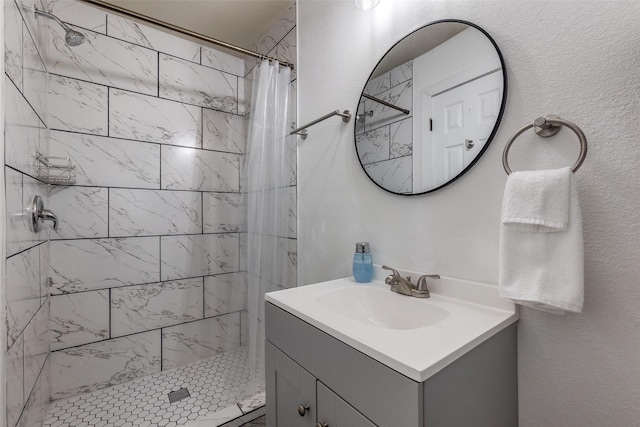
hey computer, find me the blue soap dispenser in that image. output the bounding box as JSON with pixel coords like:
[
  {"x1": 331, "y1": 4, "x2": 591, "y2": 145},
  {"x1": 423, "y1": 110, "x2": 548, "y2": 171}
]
[{"x1": 353, "y1": 242, "x2": 373, "y2": 283}]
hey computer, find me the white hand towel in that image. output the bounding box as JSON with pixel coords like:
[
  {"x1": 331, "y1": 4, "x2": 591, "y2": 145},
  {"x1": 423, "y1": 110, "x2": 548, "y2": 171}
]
[{"x1": 499, "y1": 167, "x2": 584, "y2": 314}]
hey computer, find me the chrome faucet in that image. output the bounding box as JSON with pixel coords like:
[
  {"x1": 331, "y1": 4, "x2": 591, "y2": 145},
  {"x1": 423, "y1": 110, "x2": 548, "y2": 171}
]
[{"x1": 382, "y1": 265, "x2": 440, "y2": 298}]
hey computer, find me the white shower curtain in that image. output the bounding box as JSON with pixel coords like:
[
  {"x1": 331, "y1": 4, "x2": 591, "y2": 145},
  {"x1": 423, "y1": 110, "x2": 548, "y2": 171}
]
[{"x1": 243, "y1": 60, "x2": 292, "y2": 395}]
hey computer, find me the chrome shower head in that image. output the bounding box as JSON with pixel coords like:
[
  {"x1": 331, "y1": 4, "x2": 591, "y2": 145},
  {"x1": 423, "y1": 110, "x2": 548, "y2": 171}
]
[
  {"x1": 35, "y1": 8, "x2": 86, "y2": 47},
  {"x1": 65, "y1": 29, "x2": 86, "y2": 47}
]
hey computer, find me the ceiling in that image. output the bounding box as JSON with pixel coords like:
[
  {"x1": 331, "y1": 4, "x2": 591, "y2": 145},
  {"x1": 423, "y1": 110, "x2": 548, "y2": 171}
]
[{"x1": 103, "y1": 0, "x2": 292, "y2": 52}]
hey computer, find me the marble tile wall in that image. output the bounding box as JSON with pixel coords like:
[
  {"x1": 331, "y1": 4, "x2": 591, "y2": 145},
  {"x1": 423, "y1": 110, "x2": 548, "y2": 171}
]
[
  {"x1": 4, "y1": 0, "x2": 52, "y2": 425},
  {"x1": 357, "y1": 60, "x2": 414, "y2": 194},
  {"x1": 44, "y1": 0, "x2": 257, "y2": 401}
]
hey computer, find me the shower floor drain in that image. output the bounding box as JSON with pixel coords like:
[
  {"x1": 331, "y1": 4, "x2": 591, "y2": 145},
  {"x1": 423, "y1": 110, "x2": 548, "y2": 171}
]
[{"x1": 168, "y1": 388, "x2": 191, "y2": 404}]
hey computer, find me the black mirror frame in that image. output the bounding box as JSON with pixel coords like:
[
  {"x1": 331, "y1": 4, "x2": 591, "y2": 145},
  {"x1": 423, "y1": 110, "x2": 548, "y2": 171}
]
[{"x1": 355, "y1": 19, "x2": 508, "y2": 196}]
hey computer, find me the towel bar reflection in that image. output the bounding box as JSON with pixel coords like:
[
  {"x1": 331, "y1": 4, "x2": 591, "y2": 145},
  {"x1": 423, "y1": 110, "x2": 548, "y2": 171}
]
[
  {"x1": 290, "y1": 110, "x2": 352, "y2": 140},
  {"x1": 502, "y1": 115, "x2": 588, "y2": 175}
]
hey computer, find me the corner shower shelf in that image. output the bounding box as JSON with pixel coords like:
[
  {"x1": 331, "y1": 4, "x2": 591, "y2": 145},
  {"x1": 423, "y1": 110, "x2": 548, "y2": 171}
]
[{"x1": 36, "y1": 152, "x2": 76, "y2": 185}]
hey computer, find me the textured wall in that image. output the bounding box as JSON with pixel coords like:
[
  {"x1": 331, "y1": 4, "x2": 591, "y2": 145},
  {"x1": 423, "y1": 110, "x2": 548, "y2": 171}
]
[{"x1": 297, "y1": 1, "x2": 640, "y2": 425}]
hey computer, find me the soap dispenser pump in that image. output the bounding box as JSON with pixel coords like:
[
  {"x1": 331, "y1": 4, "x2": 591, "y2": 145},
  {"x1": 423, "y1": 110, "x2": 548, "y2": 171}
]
[{"x1": 353, "y1": 242, "x2": 373, "y2": 283}]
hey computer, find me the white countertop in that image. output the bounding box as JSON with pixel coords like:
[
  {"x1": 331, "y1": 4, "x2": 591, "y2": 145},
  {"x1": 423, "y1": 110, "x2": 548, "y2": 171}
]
[{"x1": 265, "y1": 266, "x2": 518, "y2": 382}]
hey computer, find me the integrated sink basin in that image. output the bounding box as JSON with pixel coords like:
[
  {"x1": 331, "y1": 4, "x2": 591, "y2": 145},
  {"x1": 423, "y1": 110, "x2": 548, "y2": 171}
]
[
  {"x1": 265, "y1": 265, "x2": 518, "y2": 382},
  {"x1": 316, "y1": 286, "x2": 450, "y2": 330}
]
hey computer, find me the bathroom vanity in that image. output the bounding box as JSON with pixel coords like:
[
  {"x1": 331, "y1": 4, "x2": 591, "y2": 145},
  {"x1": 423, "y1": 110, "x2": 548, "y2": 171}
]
[{"x1": 265, "y1": 268, "x2": 518, "y2": 427}]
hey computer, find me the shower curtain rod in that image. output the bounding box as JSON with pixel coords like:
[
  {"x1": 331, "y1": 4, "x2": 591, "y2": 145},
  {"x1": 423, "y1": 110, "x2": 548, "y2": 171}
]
[{"x1": 78, "y1": 0, "x2": 294, "y2": 69}]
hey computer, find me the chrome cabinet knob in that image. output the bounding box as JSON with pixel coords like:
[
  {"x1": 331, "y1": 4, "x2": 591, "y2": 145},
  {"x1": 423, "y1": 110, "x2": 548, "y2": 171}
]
[
  {"x1": 298, "y1": 403, "x2": 309, "y2": 416},
  {"x1": 465, "y1": 139, "x2": 475, "y2": 149}
]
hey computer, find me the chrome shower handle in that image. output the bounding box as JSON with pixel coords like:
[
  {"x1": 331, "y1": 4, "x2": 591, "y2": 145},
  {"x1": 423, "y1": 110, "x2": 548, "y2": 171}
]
[{"x1": 29, "y1": 195, "x2": 58, "y2": 231}]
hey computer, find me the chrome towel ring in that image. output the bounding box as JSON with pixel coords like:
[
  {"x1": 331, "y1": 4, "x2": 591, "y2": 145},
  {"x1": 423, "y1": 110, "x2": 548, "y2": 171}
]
[{"x1": 502, "y1": 115, "x2": 588, "y2": 174}]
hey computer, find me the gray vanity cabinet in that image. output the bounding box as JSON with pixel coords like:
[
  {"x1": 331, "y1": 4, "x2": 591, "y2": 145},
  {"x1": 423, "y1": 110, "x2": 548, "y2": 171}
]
[
  {"x1": 266, "y1": 342, "x2": 375, "y2": 427},
  {"x1": 265, "y1": 302, "x2": 517, "y2": 427},
  {"x1": 266, "y1": 341, "x2": 316, "y2": 427},
  {"x1": 316, "y1": 382, "x2": 376, "y2": 427}
]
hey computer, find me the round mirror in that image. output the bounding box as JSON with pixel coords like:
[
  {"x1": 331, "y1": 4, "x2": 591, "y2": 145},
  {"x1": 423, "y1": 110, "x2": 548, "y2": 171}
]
[{"x1": 355, "y1": 20, "x2": 507, "y2": 195}]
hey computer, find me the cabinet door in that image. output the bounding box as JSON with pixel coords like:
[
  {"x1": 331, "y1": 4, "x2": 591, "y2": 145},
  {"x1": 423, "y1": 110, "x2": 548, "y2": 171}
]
[
  {"x1": 266, "y1": 342, "x2": 317, "y2": 427},
  {"x1": 317, "y1": 382, "x2": 376, "y2": 427}
]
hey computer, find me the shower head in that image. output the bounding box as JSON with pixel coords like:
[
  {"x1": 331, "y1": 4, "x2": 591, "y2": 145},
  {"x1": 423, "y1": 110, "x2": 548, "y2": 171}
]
[
  {"x1": 34, "y1": 8, "x2": 86, "y2": 47},
  {"x1": 65, "y1": 29, "x2": 86, "y2": 47}
]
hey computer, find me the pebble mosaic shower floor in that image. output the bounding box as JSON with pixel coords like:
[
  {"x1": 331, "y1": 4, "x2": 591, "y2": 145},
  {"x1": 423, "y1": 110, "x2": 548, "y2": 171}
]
[{"x1": 45, "y1": 347, "x2": 264, "y2": 427}]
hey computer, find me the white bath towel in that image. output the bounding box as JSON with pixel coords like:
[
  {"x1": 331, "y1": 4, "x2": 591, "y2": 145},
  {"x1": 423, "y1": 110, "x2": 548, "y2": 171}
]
[{"x1": 499, "y1": 167, "x2": 584, "y2": 314}]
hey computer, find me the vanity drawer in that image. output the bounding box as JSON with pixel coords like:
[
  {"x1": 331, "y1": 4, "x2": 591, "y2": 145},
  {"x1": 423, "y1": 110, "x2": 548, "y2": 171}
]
[{"x1": 266, "y1": 302, "x2": 423, "y2": 427}]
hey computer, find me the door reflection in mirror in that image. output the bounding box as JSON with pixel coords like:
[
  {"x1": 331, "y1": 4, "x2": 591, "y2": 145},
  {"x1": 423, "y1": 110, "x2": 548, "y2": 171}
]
[{"x1": 355, "y1": 21, "x2": 507, "y2": 195}]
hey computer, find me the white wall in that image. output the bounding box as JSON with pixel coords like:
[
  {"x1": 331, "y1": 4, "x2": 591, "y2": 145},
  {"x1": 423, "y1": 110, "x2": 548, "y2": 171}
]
[{"x1": 297, "y1": 1, "x2": 640, "y2": 425}]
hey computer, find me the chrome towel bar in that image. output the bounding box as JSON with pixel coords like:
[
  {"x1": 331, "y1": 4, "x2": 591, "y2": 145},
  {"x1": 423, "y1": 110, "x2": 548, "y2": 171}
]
[
  {"x1": 291, "y1": 110, "x2": 352, "y2": 140},
  {"x1": 502, "y1": 115, "x2": 588, "y2": 174}
]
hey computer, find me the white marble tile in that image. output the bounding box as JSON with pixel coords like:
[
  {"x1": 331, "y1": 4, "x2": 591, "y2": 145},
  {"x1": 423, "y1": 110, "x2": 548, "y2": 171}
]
[
  {"x1": 240, "y1": 310, "x2": 248, "y2": 347},
  {"x1": 39, "y1": 242, "x2": 50, "y2": 307},
  {"x1": 203, "y1": 109, "x2": 245, "y2": 154},
  {"x1": 22, "y1": 22, "x2": 48, "y2": 124},
  {"x1": 201, "y1": 46, "x2": 244, "y2": 76},
  {"x1": 204, "y1": 273, "x2": 247, "y2": 317},
  {"x1": 239, "y1": 233, "x2": 247, "y2": 272},
  {"x1": 49, "y1": 130, "x2": 161, "y2": 189},
  {"x1": 253, "y1": 235, "x2": 297, "y2": 292},
  {"x1": 5, "y1": 0, "x2": 23, "y2": 91},
  {"x1": 364, "y1": 73, "x2": 390, "y2": 97},
  {"x1": 49, "y1": 186, "x2": 108, "y2": 239},
  {"x1": 161, "y1": 234, "x2": 239, "y2": 281},
  {"x1": 187, "y1": 404, "x2": 243, "y2": 427},
  {"x1": 390, "y1": 117, "x2": 413, "y2": 158},
  {"x1": 5, "y1": 76, "x2": 44, "y2": 176},
  {"x1": 50, "y1": 290, "x2": 109, "y2": 351},
  {"x1": 364, "y1": 156, "x2": 413, "y2": 194},
  {"x1": 109, "y1": 88, "x2": 202, "y2": 147},
  {"x1": 51, "y1": 330, "x2": 161, "y2": 400},
  {"x1": 238, "y1": 75, "x2": 247, "y2": 115},
  {"x1": 6, "y1": 246, "x2": 41, "y2": 348},
  {"x1": 159, "y1": 54, "x2": 238, "y2": 113},
  {"x1": 16, "y1": 0, "x2": 42, "y2": 45},
  {"x1": 5, "y1": 168, "x2": 32, "y2": 258},
  {"x1": 238, "y1": 392, "x2": 265, "y2": 414},
  {"x1": 46, "y1": 0, "x2": 107, "y2": 34},
  {"x1": 17, "y1": 353, "x2": 50, "y2": 427},
  {"x1": 50, "y1": 237, "x2": 160, "y2": 294},
  {"x1": 24, "y1": 301, "x2": 49, "y2": 402},
  {"x1": 249, "y1": 186, "x2": 295, "y2": 239},
  {"x1": 111, "y1": 278, "x2": 204, "y2": 337},
  {"x1": 48, "y1": 24, "x2": 157, "y2": 95},
  {"x1": 203, "y1": 192, "x2": 243, "y2": 233},
  {"x1": 390, "y1": 60, "x2": 413, "y2": 87},
  {"x1": 109, "y1": 188, "x2": 202, "y2": 237},
  {"x1": 7, "y1": 334, "x2": 24, "y2": 427},
  {"x1": 161, "y1": 145, "x2": 240, "y2": 192},
  {"x1": 365, "y1": 80, "x2": 413, "y2": 132},
  {"x1": 48, "y1": 74, "x2": 108, "y2": 135},
  {"x1": 162, "y1": 313, "x2": 241, "y2": 369},
  {"x1": 356, "y1": 126, "x2": 390, "y2": 165},
  {"x1": 107, "y1": 14, "x2": 200, "y2": 63},
  {"x1": 254, "y1": 2, "x2": 295, "y2": 57},
  {"x1": 276, "y1": 29, "x2": 296, "y2": 80}
]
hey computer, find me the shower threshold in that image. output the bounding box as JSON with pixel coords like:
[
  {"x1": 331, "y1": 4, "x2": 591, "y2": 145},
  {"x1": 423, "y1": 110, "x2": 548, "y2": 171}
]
[{"x1": 45, "y1": 346, "x2": 265, "y2": 427}]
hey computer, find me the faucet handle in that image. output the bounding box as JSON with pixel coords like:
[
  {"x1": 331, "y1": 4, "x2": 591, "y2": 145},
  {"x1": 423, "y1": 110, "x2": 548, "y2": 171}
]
[
  {"x1": 411, "y1": 274, "x2": 440, "y2": 298},
  {"x1": 382, "y1": 265, "x2": 401, "y2": 285}
]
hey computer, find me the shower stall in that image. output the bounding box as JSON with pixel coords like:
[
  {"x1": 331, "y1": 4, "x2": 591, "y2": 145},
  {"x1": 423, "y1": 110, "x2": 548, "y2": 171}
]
[{"x1": 2, "y1": 0, "x2": 297, "y2": 425}]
